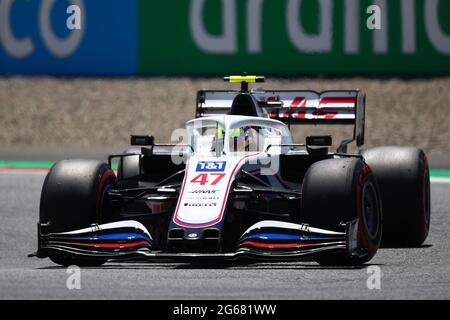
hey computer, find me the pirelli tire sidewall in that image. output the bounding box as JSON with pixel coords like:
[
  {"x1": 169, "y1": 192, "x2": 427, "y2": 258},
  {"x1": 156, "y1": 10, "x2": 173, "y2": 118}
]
[
  {"x1": 301, "y1": 157, "x2": 382, "y2": 265},
  {"x1": 356, "y1": 167, "x2": 383, "y2": 259},
  {"x1": 40, "y1": 160, "x2": 117, "y2": 233},
  {"x1": 39, "y1": 160, "x2": 117, "y2": 266}
]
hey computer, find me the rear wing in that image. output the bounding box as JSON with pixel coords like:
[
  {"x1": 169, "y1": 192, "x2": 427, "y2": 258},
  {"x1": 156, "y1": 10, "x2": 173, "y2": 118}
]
[{"x1": 196, "y1": 89, "x2": 366, "y2": 147}]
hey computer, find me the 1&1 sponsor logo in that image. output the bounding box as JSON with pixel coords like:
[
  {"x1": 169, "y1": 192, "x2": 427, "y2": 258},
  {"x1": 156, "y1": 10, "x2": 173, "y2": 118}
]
[{"x1": 196, "y1": 161, "x2": 226, "y2": 172}]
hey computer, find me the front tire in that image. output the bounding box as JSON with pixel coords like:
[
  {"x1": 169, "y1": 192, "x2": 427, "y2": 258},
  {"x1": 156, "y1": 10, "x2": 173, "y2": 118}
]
[
  {"x1": 301, "y1": 158, "x2": 383, "y2": 265},
  {"x1": 39, "y1": 160, "x2": 117, "y2": 266}
]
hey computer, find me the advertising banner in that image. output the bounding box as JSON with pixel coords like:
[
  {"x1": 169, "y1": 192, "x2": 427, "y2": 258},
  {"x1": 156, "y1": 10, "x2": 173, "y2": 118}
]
[
  {"x1": 1, "y1": 0, "x2": 449, "y2": 75},
  {"x1": 139, "y1": 0, "x2": 450, "y2": 75},
  {"x1": 0, "y1": 0, "x2": 137, "y2": 75}
]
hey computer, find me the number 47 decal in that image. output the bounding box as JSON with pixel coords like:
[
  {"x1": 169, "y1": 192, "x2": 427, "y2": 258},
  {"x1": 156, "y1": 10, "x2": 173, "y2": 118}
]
[{"x1": 190, "y1": 173, "x2": 226, "y2": 185}]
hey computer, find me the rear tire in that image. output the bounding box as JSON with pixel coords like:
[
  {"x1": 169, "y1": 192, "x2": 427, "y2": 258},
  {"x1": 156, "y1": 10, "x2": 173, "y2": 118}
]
[
  {"x1": 39, "y1": 160, "x2": 117, "y2": 266},
  {"x1": 301, "y1": 158, "x2": 382, "y2": 265},
  {"x1": 361, "y1": 146, "x2": 430, "y2": 247}
]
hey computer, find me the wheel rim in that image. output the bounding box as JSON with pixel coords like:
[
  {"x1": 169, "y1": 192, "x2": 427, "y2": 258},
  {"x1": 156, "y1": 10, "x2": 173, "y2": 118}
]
[{"x1": 362, "y1": 181, "x2": 380, "y2": 240}]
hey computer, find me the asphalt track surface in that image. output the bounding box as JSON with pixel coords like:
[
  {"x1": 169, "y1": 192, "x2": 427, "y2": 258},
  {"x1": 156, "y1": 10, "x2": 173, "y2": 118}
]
[{"x1": 0, "y1": 172, "x2": 449, "y2": 300}]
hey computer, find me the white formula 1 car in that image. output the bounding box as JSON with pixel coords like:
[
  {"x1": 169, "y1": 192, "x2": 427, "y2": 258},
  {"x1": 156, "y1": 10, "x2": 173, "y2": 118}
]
[{"x1": 33, "y1": 76, "x2": 430, "y2": 266}]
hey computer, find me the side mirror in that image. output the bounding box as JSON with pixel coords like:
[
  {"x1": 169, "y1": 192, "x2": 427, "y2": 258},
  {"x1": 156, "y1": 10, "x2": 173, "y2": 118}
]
[
  {"x1": 306, "y1": 135, "x2": 332, "y2": 156},
  {"x1": 130, "y1": 135, "x2": 154, "y2": 146},
  {"x1": 306, "y1": 135, "x2": 332, "y2": 146}
]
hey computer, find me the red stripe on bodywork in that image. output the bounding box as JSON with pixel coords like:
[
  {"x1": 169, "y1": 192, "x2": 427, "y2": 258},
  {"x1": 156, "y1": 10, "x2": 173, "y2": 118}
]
[
  {"x1": 290, "y1": 97, "x2": 306, "y2": 107},
  {"x1": 318, "y1": 97, "x2": 355, "y2": 107},
  {"x1": 240, "y1": 241, "x2": 320, "y2": 248},
  {"x1": 311, "y1": 110, "x2": 338, "y2": 118},
  {"x1": 289, "y1": 97, "x2": 306, "y2": 119}
]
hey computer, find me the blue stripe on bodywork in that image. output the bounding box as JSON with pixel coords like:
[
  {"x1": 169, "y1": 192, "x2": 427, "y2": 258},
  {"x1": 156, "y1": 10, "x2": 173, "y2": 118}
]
[
  {"x1": 71, "y1": 232, "x2": 150, "y2": 241},
  {"x1": 242, "y1": 232, "x2": 323, "y2": 241}
]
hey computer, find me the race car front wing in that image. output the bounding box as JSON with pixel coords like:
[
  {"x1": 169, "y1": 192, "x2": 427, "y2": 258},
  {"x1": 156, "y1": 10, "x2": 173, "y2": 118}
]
[{"x1": 32, "y1": 219, "x2": 366, "y2": 262}]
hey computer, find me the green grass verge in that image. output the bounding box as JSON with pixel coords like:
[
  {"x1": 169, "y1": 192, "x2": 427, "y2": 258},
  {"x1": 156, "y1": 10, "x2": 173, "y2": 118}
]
[{"x1": 430, "y1": 169, "x2": 450, "y2": 178}]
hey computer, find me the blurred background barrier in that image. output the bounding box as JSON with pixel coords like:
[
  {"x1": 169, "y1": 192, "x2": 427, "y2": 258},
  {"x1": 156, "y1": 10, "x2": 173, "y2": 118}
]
[
  {"x1": 0, "y1": 1, "x2": 449, "y2": 161},
  {"x1": 1, "y1": 0, "x2": 449, "y2": 75},
  {"x1": 1, "y1": 77, "x2": 449, "y2": 155}
]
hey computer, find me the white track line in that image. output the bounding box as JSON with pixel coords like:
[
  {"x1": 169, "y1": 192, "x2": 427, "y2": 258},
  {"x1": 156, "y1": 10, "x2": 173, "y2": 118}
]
[{"x1": 430, "y1": 177, "x2": 450, "y2": 184}]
